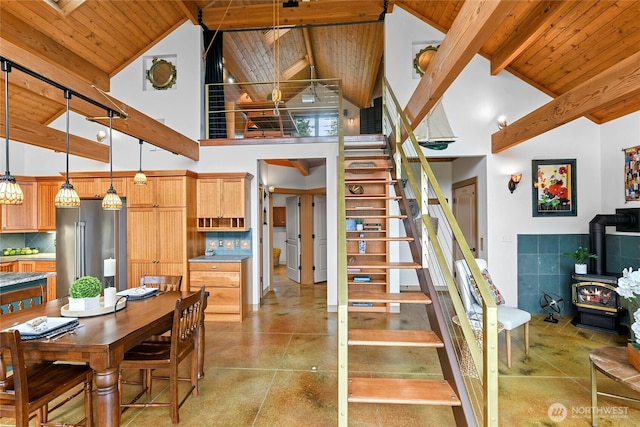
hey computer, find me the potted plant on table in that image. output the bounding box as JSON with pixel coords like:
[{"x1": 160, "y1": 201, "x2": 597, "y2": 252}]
[
  {"x1": 563, "y1": 246, "x2": 597, "y2": 274},
  {"x1": 69, "y1": 276, "x2": 103, "y2": 311}
]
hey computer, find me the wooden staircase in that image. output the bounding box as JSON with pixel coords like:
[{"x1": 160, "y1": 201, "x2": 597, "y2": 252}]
[{"x1": 342, "y1": 136, "x2": 463, "y2": 416}]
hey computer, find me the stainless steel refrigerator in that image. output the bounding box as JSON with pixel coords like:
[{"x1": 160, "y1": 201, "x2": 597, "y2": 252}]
[{"x1": 56, "y1": 199, "x2": 127, "y2": 296}]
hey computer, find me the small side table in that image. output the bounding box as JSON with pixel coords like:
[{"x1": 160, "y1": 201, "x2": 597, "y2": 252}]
[
  {"x1": 452, "y1": 315, "x2": 504, "y2": 378},
  {"x1": 590, "y1": 346, "x2": 640, "y2": 426}
]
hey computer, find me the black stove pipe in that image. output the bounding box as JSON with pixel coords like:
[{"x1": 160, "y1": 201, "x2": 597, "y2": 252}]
[{"x1": 589, "y1": 213, "x2": 636, "y2": 275}]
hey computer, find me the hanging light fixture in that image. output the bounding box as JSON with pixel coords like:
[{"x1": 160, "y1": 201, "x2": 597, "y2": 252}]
[
  {"x1": 133, "y1": 139, "x2": 147, "y2": 185},
  {"x1": 54, "y1": 89, "x2": 81, "y2": 208},
  {"x1": 0, "y1": 60, "x2": 23, "y2": 205},
  {"x1": 102, "y1": 110, "x2": 122, "y2": 210}
]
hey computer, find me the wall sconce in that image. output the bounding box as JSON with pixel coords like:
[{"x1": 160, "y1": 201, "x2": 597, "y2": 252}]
[
  {"x1": 268, "y1": 185, "x2": 275, "y2": 194},
  {"x1": 349, "y1": 117, "x2": 354, "y2": 125},
  {"x1": 508, "y1": 173, "x2": 522, "y2": 193},
  {"x1": 96, "y1": 130, "x2": 107, "y2": 142},
  {"x1": 497, "y1": 115, "x2": 507, "y2": 130}
]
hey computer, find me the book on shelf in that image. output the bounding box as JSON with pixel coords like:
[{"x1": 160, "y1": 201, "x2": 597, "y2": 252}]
[
  {"x1": 347, "y1": 267, "x2": 361, "y2": 273},
  {"x1": 353, "y1": 275, "x2": 371, "y2": 282},
  {"x1": 364, "y1": 223, "x2": 382, "y2": 230},
  {"x1": 351, "y1": 302, "x2": 373, "y2": 307}
]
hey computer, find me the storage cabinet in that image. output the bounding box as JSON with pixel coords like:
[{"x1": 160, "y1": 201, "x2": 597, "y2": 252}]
[
  {"x1": 36, "y1": 177, "x2": 64, "y2": 231},
  {"x1": 18, "y1": 260, "x2": 57, "y2": 301},
  {"x1": 196, "y1": 173, "x2": 252, "y2": 231},
  {"x1": 127, "y1": 171, "x2": 202, "y2": 288},
  {"x1": 189, "y1": 259, "x2": 250, "y2": 321},
  {"x1": 1, "y1": 178, "x2": 37, "y2": 232},
  {"x1": 272, "y1": 206, "x2": 286, "y2": 227},
  {"x1": 70, "y1": 176, "x2": 126, "y2": 199}
]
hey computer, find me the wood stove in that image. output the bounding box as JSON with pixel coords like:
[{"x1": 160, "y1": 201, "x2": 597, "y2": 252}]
[{"x1": 571, "y1": 274, "x2": 625, "y2": 334}]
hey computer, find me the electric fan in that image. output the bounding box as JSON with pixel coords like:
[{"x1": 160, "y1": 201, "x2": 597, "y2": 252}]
[{"x1": 539, "y1": 292, "x2": 565, "y2": 323}]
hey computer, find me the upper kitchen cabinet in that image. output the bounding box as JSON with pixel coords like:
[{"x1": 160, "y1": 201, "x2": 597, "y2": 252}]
[
  {"x1": 69, "y1": 173, "x2": 127, "y2": 199},
  {"x1": 127, "y1": 172, "x2": 190, "y2": 208},
  {"x1": 196, "y1": 173, "x2": 253, "y2": 231},
  {"x1": 36, "y1": 176, "x2": 64, "y2": 231},
  {"x1": 1, "y1": 177, "x2": 37, "y2": 232}
]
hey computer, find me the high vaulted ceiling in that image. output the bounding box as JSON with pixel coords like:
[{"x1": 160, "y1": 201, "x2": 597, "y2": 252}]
[{"x1": 0, "y1": 0, "x2": 639, "y2": 162}]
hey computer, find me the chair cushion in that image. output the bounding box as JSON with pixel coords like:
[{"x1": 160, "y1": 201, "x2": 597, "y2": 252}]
[
  {"x1": 496, "y1": 305, "x2": 532, "y2": 331},
  {"x1": 468, "y1": 269, "x2": 505, "y2": 306}
]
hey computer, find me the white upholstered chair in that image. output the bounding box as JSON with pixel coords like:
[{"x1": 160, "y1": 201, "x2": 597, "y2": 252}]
[{"x1": 454, "y1": 258, "x2": 531, "y2": 368}]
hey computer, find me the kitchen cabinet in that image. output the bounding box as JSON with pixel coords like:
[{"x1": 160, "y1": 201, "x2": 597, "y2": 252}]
[
  {"x1": 70, "y1": 176, "x2": 126, "y2": 199},
  {"x1": 196, "y1": 173, "x2": 252, "y2": 231},
  {"x1": 127, "y1": 171, "x2": 202, "y2": 288},
  {"x1": 36, "y1": 177, "x2": 64, "y2": 231},
  {"x1": 272, "y1": 206, "x2": 286, "y2": 227},
  {"x1": 0, "y1": 261, "x2": 17, "y2": 272},
  {"x1": 18, "y1": 260, "x2": 57, "y2": 301},
  {"x1": 189, "y1": 259, "x2": 250, "y2": 321},
  {"x1": 127, "y1": 174, "x2": 187, "y2": 208},
  {"x1": 1, "y1": 178, "x2": 37, "y2": 232}
]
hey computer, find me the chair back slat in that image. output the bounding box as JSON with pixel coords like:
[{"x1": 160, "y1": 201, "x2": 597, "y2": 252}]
[
  {"x1": 0, "y1": 285, "x2": 47, "y2": 315},
  {"x1": 171, "y1": 287, "x2": 205, "y2": 359},
  {"x1": 0, "y1": 330, "x2": 31, "y2": 425},
  {"x1": 140, "y1": 275, "x2": 182, "y2": 292}
]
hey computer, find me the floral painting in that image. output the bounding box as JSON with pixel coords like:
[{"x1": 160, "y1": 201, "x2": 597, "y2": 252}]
[
  {"x1": 532, "y1": 159, "x2": 577, "y2": 217},
  {"x1": 624, "y1": 145, "x2": 640, "y2": 201}
]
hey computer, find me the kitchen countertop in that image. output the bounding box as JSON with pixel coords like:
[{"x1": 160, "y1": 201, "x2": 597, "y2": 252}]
[
  {"x1": 0, "y1": 253, "x2": 56, "y2": 262},
  {"x1": 189, "y1": 255, "x2": 251, "y2": 262},
  {"x1": 0, "y1": 272, "x2": 56, "y2": 288}
]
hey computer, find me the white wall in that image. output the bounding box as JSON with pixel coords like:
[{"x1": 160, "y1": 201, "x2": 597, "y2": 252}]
[{"x1": 386, "y1": 6, "x2": 619, "y2": 305}]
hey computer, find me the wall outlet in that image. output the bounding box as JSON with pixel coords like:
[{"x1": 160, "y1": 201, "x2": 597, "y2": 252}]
[
  {"x1": 218, "y1": 240, "x2": 223, "y2": 247},
  {"x1": 235, "y1": 239, "x2": 240, "y2": 247}
]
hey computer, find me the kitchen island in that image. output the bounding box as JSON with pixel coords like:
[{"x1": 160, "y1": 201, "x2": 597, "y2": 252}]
[{"x1": 0, "y1": 272, "x2": 54, "y2": 312}]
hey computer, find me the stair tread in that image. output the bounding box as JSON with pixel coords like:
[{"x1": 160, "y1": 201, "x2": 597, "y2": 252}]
[
  {"x1": 348, "y1": 329, "x2": 443, "y2": 347},
  {"x1": 349, "y1": 292, "x2": 431, "y2": 304},
  {"x1": 346, "y1": 236, "x2": 413, "y2": 241},
  {"x1": 343, "y1": 214, "x2": 407, "y2": 219},
  {"x1": 344, "y1": 155, "x2": 390, "y2": 160},
  {"x1": 348, "y1": 378, "x2": 461, "y2": 406},
  {"x1": 348, "y1": 261, "x2": 421, "y2": 269},
  {"x1": 346, "y1": 195, "x2": 401, "y2": 200}
]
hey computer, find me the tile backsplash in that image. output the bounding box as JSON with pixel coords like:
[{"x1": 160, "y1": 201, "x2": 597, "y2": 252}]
[
  {"x1": 0, "y1": 232, "x2": 56, "y2": 253},
  {"x1": 205, "y1": 230, "x2": 252, "y2": 256}
]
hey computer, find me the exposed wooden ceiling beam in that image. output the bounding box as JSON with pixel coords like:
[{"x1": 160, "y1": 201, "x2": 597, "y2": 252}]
[
  {"x1": 491, "y1": 0, "x2": 570, "y2": 75},
  {"x1": 177, "y1": 0, "x2": 201, "y2": 25},
  {"x1": 200, "y1": 1, "x2": 386, "y2": 31},
  {"x1": 290, "y1": 159, "x2": 310, "y2": 176},
  {"x1": 0, "y1": 9, "x2": 110, "y2": 91},
  {"x1": 0, "y1": 13, "x2": 200, "y2": 161},
  {"x1": 0, "y1": 115, "x2": 109, "y2": 163},
  {"x1": 281, "y1": 57, "x2": 310, "y2": 81},
  {"x1": 492, "y1": 49, "x2": 640, "y2": 153},
  {"x1": 404, "y1": 0, "x2": 516, "y2": 128}
]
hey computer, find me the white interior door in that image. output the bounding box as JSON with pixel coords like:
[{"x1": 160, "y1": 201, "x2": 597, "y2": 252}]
[
  {"x1": 313, "y1": 195, "x2": 327, "y2": 283},
  {"x1": 286, "y1": 196, "x2": 301, "y2": 283}
]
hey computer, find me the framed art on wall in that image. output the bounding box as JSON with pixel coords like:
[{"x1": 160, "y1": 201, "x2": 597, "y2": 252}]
[
  {"x1": 624, "y1": 145, "x2": 640, "y2": 201},
  {"x1": 532, "y1": 159, "x2": 577, "y2": 217}
]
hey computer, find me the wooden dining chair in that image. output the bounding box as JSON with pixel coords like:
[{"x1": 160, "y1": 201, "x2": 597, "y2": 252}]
[
  {"x1": 139, "y1": 275, "x2": 183, "y2": 292},
  {"x1": 119, "y1": 287, "x2": 205, "y2": 424},
  {"x1": 0, "y1": 285, "x2": 47, "y2": 314},
  {"x1": 0, "y1": 329, "x2": 93, "y2": 427}
]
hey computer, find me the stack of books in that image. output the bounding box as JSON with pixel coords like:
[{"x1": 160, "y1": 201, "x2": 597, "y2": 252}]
[{"x1": 353, "y1": 275, "x2": 371, "y2": 282}]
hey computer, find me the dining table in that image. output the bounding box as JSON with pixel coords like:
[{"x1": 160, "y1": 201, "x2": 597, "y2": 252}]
[{"x1": 0, "y1": 289, "x2": 202, "y2": 427}]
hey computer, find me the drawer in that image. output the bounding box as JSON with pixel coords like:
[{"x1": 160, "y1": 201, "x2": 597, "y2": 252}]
[
  {"x1": 34, "y1": 261, "x2": 56, "y2": 272},
  {"x1": 190, "y1": 271, "x2": 239, "y2": 288},
  {"x1": 189, "y1": 262, "x2": 239, "y2": 272},
  {"x1": 205, "y1": 287, "x2": 240, "y2": 313}
]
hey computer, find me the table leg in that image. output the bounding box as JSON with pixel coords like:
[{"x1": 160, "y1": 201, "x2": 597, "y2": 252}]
[
  {"x1": 198, "y1": 317, "x2": 205, "y2": 379},
  {"x1": 591, "y1": 361, "x2": 598, "y2": 427},
  {"x1": 95, "y1": 367, "x2": 121, "y2": 427}
]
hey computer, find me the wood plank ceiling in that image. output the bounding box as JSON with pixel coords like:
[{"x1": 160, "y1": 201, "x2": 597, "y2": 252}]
[{"x1": 0, "y1": 0, "x2": 638, "y2": 162}]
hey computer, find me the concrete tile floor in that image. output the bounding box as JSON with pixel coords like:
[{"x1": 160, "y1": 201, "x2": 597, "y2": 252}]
[{"x1": 4, "y1": 265, "x2": 640, "y2": 426}]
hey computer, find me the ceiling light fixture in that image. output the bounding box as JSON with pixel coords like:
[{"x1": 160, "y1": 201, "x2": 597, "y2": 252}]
[
  {"x1": 133, "y1": 139, "x2": 147, "y2": 186},
  {"x1": 54, "y1": 89, "x2": 81, "y2": 208},
  {"x1": 101, "y1": 110, "x2": 123, "y2": 210},
  {"x1": 497, "y1": 115, "x2": 507, "y2": 129},
  {"x1": 96, "y1": 130, "x2": 107, "y2": 142},
  {"x1": 0, "y1": 59, "x2": 23, "y2": 205}
]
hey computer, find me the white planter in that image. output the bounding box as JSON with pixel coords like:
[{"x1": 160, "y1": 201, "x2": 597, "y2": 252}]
[
  {"x1": 68, "y1": 296, "x2": 101, "y2": 311},
  {"x1": 575, "y1": 264, "x2": 587, "y2": 274}
]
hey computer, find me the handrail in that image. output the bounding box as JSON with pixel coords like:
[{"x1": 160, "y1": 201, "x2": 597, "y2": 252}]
[{"x1": 382, "y1": 77, "x2": 499, "y2": 426}]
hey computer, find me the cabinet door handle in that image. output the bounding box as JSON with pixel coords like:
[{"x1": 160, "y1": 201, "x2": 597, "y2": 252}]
[{"x1": 210, "y1": 265, "x2": 218, "y2": 269}]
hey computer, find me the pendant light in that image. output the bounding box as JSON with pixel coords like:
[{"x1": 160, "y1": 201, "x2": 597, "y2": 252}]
[
  {"x1": 0, "y1": 59, "x2": 23, "y2": 205},
  {"x1": 54, "y1": 89, "x2": 81, "y2": 208},
  {"x1": 101, "y1": 110, "x2": 122, "y2": 210},
  {"x1": 133, "y1": 139, "x2": 147, "y2": 185}
]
